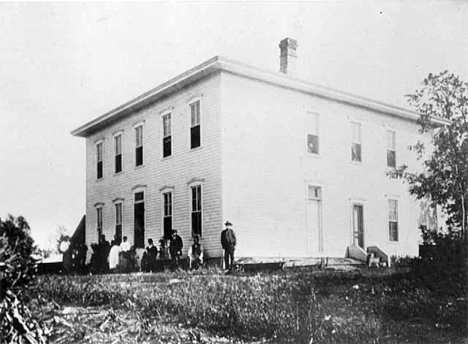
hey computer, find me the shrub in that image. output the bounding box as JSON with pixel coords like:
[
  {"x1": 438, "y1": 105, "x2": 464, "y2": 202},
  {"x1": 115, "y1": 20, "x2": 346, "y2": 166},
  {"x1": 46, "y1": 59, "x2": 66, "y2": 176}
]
[{"x1": 0, "y1": 215, "x2": 46, "y2": 344}]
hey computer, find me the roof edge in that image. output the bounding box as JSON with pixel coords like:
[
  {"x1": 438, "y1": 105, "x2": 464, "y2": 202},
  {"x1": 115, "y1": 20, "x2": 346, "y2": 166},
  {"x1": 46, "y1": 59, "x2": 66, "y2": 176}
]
[{"x1": 72, "y1": 56, "x2": 450, "y2": 137}]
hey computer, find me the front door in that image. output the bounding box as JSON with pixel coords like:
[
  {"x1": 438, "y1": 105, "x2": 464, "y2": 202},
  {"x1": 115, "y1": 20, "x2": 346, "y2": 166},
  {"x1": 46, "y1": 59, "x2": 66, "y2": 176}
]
[
  {"x1": 134, "y1": 192, "x2": 145, "y2": 248},
  {"x1": 352, "y1": 204, "x2": 364, "y2": 249},
  {"x1": 307, "y1": 186, "x2": 323, "y2": 254}
]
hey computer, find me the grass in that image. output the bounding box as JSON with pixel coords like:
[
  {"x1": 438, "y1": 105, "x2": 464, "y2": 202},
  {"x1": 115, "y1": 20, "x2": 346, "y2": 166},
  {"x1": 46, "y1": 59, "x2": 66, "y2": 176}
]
[{"x1": 30, "y1": 266, "x2": 467, "y2": 343}]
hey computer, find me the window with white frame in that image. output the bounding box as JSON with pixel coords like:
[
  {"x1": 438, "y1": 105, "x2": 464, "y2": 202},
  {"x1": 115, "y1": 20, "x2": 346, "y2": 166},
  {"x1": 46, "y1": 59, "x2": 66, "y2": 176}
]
[
  {"x1": 307, "y1": 112, "x2": 319, "y2": 155},
  {"x1": 388, "y1": 199, "x2": 399, "y2": 242},
  {"x1": 96, "y1": 206, "x2": 103, "y2": 237},
  {"x1": 162, "y1": 113, "x2": 172, "y2": 158},
  {"x1": 114, "y1": 134, "x2": 122, "y2": 173},
  {"x1": 387, "y1": 130, "x2": 396, "y2": 168},
  {"x1": 162, "y1": 191, "x2": 173, "y2": 238},
  {"x1": 96, "y1": 142, "x2": 103, "y2": 179},
  {"x1": 190, "y1": 101, "x2": 201, "y2": 149},
  {"x1": 135, "y1": 125, "x2": 143, "y2": 166},
  {"x1": 351, "y1": 122, "x2": 362, "y2": 162},
  {"x1": 190, "y1": 185, "x2": 202, "y2": 236},
  {"x1": 115, "y1": 202, "x2": 122, "y2": 240}
]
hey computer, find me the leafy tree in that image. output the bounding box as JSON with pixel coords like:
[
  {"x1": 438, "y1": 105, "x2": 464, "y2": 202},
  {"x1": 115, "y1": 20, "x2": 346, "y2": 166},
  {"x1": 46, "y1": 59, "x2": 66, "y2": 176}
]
[
  {"x1": 388, "y1": 71, "x2": 468, "y2": 238},
  {"x1": 0, "y1": 214, "x2": 46, "y2": 343}
]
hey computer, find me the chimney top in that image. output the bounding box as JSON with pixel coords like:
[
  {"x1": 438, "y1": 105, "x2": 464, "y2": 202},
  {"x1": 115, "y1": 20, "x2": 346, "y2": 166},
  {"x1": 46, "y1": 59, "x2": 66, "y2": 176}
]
[{"x1": 279, "y1": 38, "x2": 298, "y2": 75}]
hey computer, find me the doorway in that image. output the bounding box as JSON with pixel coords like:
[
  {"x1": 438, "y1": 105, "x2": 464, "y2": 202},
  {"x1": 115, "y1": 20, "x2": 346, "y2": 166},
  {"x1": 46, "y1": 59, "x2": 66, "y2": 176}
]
[
  {"x1": 134, "y1": 191, "x2": 145, "y2": 248},
  {"x1": 307, "y1": 185, "x2": 323, "y2": 254},
  {"x1": 352, "y1": 204, "x2": 364, "y2": 249}
]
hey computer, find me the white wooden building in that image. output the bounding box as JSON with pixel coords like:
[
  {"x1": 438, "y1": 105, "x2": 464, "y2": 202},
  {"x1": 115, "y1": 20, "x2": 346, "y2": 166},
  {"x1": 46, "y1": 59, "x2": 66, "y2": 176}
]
[{"x1": 72, "y1": 38, "x2": 446, "y2": 261}]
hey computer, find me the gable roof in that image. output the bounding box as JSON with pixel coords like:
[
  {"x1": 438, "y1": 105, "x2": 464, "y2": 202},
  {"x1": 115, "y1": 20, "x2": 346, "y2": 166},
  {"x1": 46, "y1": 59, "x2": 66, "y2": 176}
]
[{"x1": 71, "y1": 56, "x2": 449, "y2": 137}]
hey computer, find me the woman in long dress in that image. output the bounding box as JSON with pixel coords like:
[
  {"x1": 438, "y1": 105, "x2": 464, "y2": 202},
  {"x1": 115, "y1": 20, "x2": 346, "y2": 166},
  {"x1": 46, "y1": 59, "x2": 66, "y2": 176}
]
[{"x1": 108, "y1": 240, "x2": 121, "y2": 271}]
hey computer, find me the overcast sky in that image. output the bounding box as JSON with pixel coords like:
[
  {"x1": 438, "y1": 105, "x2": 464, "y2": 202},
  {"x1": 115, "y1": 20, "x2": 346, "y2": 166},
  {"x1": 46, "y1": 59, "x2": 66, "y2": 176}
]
[{"x1": 1, "y1": 1, "x2": 467, "y2": 249}]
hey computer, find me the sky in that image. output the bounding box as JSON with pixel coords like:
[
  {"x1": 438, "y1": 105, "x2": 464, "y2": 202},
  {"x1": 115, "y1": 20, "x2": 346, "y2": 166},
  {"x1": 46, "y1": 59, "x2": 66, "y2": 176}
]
[{"x1": 1, "y1": 1, "x2": 467, "y2": 249}]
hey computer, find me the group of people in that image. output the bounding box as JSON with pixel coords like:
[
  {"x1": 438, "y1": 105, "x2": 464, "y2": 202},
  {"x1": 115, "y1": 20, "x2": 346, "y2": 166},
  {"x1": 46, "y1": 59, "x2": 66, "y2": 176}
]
[
  {"x1": 61, "y1": 220, "x2": 238, "y2": 273},
  {"x1": 141, "y1": 230, "x2": 191, "y2": 271}
]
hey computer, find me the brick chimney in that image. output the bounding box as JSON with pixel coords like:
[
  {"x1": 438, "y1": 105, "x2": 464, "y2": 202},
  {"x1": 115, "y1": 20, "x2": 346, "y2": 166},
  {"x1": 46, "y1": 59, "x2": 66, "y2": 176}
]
[{"x1": 279, "y1": 38, "x2": 298, "y2": 75}]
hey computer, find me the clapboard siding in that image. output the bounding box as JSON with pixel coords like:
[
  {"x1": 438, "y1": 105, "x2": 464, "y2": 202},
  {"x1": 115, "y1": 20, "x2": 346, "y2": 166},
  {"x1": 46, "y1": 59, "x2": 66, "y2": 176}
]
[
  {"x1": 85, "y1": 73, "x2": 222, "y2": 257},
  {"x1": 220, "y1": 72, "x2": 430, "y2": 258}
]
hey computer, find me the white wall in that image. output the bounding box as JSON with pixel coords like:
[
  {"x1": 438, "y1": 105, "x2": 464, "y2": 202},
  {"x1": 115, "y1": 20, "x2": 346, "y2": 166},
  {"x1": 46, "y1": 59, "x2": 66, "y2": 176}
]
[
  {"x1": 85, "y1": 73, "x2": 223, "y2": 257},
  {"x1": 221, "y1": 72, "x2": 430, "y2": 258}
]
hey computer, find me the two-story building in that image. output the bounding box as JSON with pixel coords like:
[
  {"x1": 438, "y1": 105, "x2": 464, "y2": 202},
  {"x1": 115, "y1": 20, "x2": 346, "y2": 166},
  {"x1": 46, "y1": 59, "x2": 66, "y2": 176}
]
[{"x1": 72, "y1": 38, "x2": 447, "y2": 262}]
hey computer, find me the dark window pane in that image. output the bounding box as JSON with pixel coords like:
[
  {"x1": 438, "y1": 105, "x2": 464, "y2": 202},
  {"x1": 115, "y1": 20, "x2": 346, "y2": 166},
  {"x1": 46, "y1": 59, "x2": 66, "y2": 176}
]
[
  {"x1": 191, "y1": 125, "x2": 200, "y2": 149},
  {"x1": 307, "y1": 134, "x2": 319, "y2": 154},
  {"x1": 135, "y1": 192, "x2": 144, "y2": 202},
  {"x1": 163, "y1": 136, "x2": 172, "y2": 157},
  {"x1": 97, "y1": 161, "x2": 103, "y2": 179},
  {"x1": 192, "y1": 212, "x2": 202, "y2": 236},
  {"x1": 115, "y1": 224, "x2": 122, "y2": 241},
  {"x1": 164, "y1": 217, "x2": 172, "y2": 239},
  {"x1": 134, "y1": 202, "x2": 145, "y2": 248},
  {"x1": 115, "y1": 154, "x2": 122, "y2": 173},
  {"x1": 387, "y1": 150, "x2": 396, "y2": 168},
  {"x1": 389, "y1": 222, "x2": 398, "y2": 241},
  {"x1": 136, "y1": 146, "x2": 143, "y2": 166},
  {"x1": 352, "y1": 143, "x2": 362, "y2": 162}
]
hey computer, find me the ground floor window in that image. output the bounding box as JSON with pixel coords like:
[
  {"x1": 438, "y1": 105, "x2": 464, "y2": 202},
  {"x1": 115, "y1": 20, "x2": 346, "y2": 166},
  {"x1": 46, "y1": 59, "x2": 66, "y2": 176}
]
[
  {"x1": 96, "y1": 206, "x2": 103, "y2": 237},
  {"x1": 191, "y1": 185, "x2": 202, "y2": 237},
  {"x1": 134, "y1": 191, "x2": 145, "y2": 248},
  {"x1": 163, "y1": 191, "x2": 173, "y2": 239},
  {"x1": 115, "y1": 202, "x2": 122, "y2": 241},
  {"x1": 388, "y1": 199, "x2": 399, "y2": 242}
]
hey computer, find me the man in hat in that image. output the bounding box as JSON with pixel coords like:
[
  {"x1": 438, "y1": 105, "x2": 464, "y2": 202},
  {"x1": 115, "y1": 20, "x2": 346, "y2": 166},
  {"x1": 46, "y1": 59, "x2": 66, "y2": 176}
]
[
  {"x1": 169, "y1": 230, "x2": 183, "y2": 269},
  {"x1": 221, "y1": 221, "x2": 237, "y2": 271}
]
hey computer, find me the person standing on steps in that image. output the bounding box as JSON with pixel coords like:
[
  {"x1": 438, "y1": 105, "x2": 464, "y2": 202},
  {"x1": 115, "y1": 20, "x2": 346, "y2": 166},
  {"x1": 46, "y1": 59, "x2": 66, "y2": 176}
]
[{"x1": 221, "y1": 221, "x2": 237, "y2": 272}]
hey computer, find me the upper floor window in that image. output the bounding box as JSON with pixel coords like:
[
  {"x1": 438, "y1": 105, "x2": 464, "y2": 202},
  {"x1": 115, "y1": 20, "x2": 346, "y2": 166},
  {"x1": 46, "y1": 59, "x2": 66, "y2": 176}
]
[
  {"x1": 351, "y1": 122, "x2": 362, "y2": 162},
  {"x1": 96, "y1": 142, "x2": 103, "y2": 179},
  {"x1": 307, "y1": 112, "x2": 319, "y2": 155},
  {"x1": 190, "y1": 101, "x2": 201, "y2": 149},
  {"x1": 162, "y1": 113, "x2": 172, "y2": 158},
  {"x1": 388, "y1": 199, "x2": 399, "y2": 242},
  {"x1": 114, "y1": 134, "x2": 122, "y2": 173},
  {"x1": 191, "y1": 184, "x2": 202, "y2": 236},
  {"x1": 387, "y1": 130, "x2": 396, "y2": 168},
  {"x1": 135, "y1": 125, "x2": 143, "y2": 166}
]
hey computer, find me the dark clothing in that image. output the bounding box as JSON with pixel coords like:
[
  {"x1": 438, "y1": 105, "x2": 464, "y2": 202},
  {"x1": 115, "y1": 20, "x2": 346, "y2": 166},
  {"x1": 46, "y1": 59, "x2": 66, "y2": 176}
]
[
  {"x1": 191, "y1": 243, "x2": 202, "y2": 256},
  {"x1": 169, "y1": 235, "x2": 183, "y2": 268},
  {"x1": 221, "y1": 228, "x2": 237, "y2": 251},
  {"x1": 169, "y1": 235, "x2": 183, "y2": 257},
  {"x1": 142, "y1": 245, "x2": 158, "y2": 272},
  {"x1": 221, "y1": 228, "x2": 236, "y2": 270},
  {"x1": 224, "y1": 249, "x2": 235, "y2": 272}
]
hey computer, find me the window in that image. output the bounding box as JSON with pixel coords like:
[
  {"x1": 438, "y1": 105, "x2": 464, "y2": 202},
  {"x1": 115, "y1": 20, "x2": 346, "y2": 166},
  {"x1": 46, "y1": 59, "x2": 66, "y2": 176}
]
[
  {"x1": 191, "y1": 185, "x2": 202, "y2": 236},
  {"x1": 96, "y1": 142, "x2": 103, "y2": 179},
  {"x1": 351, "y1": 122, "x2": 362, "y2": 162},
  {"x1": 307, "y1": 112, "x2": 319, "y2": 155},
  {"x1": 162, "y1": 113, "x2": 172, "y2": 157},
  {"x1": 388, "y1": 199, "x2": 398, "y2": 242},
  {"x1": 135, "y1": 125, "x2": 143, "y2": 166},
  {"x1": 163, "y1": 191, "x2": 173, "y2": 238},
  {"x1": 308, "y1": 185, "x2": 322, "y2": 200},
  {"x1": 134, "y1": 191, "x2": 145, "y2": 248},
  {"x1": 114, "y1": 134, "x2": 122, "y2": 173},
  {"x1": 115, "y1": 202, "x2": 122, "y2": 240},
  {"x1": 190, "y1": 101, "x2": 201, "y2": 149},
  {"x1": 96, "y1": 206, "x2": 103, "y2": 237},
  {"x1": 387, "y1": 130, "x2": 396, "y2": 168}
]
